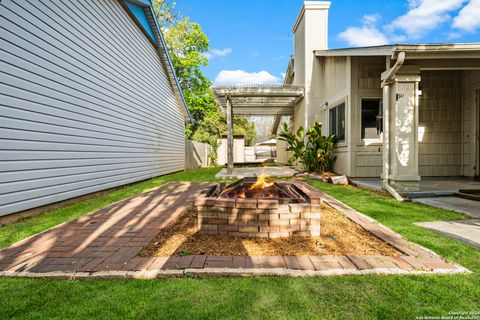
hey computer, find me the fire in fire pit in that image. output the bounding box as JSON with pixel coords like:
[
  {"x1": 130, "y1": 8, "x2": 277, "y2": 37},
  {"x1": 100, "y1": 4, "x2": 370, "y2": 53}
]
[
  {"x1": 219, "y1": 175, "x2": 305, "y2": 203},
  {"x1": 195, "y1": 176, "x2": 323, "y2": 238}
]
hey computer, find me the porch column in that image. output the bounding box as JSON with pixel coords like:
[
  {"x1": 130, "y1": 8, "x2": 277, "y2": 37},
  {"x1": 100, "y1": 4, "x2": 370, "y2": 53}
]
[
  {"x1": 226, "y1": 94, "x2": 234, "y2": 174},
  {"x1": 388, "y1": 73, "x2": 421, "y2": 182}
]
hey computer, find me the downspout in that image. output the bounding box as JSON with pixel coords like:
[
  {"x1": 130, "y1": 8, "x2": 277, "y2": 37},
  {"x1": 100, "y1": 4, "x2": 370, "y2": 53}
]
[
  {"x1": 381, "y1": 52, "x2": 406, "y2": 88},
  {"x1": 382, "y1": 52, "x2": 406, "y2": 201}
]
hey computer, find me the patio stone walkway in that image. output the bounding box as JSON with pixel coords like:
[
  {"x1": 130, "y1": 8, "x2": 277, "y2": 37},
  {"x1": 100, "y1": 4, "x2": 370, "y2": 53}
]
[
  {"x1": 413, "y1": 197, "x2": 480, "y2": 218},
  {"x1": 0, "y1": 182, "x2": 468, "y2": 279},
  {"x1": 415, "y1": 219, "x2": 480, "y2": 249},
  {"x1": 0, "y1": 182, "x2": 210, "y2": 274}
]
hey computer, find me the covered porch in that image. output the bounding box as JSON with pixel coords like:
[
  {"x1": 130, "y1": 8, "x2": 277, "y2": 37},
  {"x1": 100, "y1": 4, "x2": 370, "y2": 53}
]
[
  {"x1": 381, "y1": 44, "x2": 480, "y2": 185},
  {"x1": 213, "y1": 84, "x2": 304, "y2": 178}
]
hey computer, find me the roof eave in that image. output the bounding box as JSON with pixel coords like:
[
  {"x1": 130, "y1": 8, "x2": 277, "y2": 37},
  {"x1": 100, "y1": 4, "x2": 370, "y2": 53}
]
[
  {"x1": 315, "y1": 45, "x2": 394, "y2": 57},
  {"x1": 145, "y1": 1, "x2": 193, "y2": 124},
  {"x1": 314, "y1": 43, "x2": 480, "y2": 60},
  {"x1": 284, "y1": 56, "x2": 294, "y2": 84},
  {"x1": 391, "y1": 43, "x2": 480, "y2": 59}
]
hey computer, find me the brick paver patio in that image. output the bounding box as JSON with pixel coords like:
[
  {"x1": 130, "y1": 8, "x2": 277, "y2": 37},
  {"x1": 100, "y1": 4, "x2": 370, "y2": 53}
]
[{"x1": 0, "y1": 182, "x2": 468, "y2": 279}]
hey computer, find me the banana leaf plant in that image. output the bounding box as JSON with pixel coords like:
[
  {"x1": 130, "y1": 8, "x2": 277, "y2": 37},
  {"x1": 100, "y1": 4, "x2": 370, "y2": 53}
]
[{"x1": 278, "y1": 122, "x2": 337, "y2": 173}]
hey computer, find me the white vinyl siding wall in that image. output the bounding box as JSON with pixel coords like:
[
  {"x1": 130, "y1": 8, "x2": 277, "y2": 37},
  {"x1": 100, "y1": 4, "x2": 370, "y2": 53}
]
[{"x1": 0, "y1": 0, "x2": 185, "y2": 216}]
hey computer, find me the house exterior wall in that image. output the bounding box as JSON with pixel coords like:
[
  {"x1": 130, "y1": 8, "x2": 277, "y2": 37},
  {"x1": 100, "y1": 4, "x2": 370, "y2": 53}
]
[
  {"x1": 286, "y1": 55, "x2": 350, "y2": 172},
  {"x1": 350, "y1": 56, "x2": 385, "y2": 177},
  {"x1": 290, "y1": 56, "x2": 351, "y2": 173},
  {"x1": 322, "y1": 58, "x2": 472, "y2": 179},
  {"x1": 325, "y1": 57, "x2": 349, "y2": 95},
  {"x1": 292, "y1": 17, "x2": 306, "y2": 142},
  {"x1": 418, "y1": 71, "x2": 463, "y2": 176},
  {"x1": 463, "y1": 70, "x2": 480, "y2": 177},
  {"x1": 0, "y1": 0, "x2": 186, "y2": 216},
  {"x1": 291, "y1": 2, "x2": 330, "y2": 171},
  {"x1": 323, "y1": 56, "x2": 351, "y2": 175}
]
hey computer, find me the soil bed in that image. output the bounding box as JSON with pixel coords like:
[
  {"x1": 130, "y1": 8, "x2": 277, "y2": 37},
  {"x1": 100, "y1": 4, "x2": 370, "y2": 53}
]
[{"x1": 140, "y1": 204, "x2": 401, "y2": 257}]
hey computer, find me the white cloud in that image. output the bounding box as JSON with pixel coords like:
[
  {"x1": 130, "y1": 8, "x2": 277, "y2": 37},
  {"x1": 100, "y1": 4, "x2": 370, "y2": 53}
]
[
  {"x1": 338, "y1": 14, "x2": 390, "y2": 46},
  {"x1": 338, "y1": 26, "x2": 389, "y2": 47},
  {"x1": 388, "y1": 0, "x2": 466, "y2": 39},
  {"x1": 362, "y1": 13, "x2": 381, "y2": 27},
  {"x1": 214, "y1": 70, "x2": 280, "y2": 85},
  {"x1": 204, "y1": 48, "x2": 232, "y2": 60},
  {"x1": 452, "y1": 0, "x2": 480, "y2": 32}
]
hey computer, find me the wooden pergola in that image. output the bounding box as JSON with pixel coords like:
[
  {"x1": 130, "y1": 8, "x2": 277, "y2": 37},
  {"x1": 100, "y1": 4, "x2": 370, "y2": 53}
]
[{"x1": 212, "y1": 84, "x2": 304, "y2": 174}]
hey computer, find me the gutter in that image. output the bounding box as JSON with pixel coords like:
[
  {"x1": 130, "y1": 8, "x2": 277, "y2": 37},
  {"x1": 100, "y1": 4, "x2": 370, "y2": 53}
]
[{"x1": 381, "y1": 51, "x2": 406, "y2": 201}]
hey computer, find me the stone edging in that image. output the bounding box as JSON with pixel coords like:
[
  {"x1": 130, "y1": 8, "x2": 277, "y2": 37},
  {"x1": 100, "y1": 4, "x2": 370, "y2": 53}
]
[{"x1": 0, "y1": 264, "x2": 469, "y2": 280}]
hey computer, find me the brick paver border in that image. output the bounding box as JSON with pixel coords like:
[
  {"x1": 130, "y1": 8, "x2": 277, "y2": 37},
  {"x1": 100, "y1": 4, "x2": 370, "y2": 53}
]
[{"x1": 0, "y1": 181, "x2": 469, "y2": 279}]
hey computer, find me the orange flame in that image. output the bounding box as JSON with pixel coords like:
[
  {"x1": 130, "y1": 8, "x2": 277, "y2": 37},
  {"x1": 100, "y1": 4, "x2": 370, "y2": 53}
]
[{"x1": 249, "y1": 174, "x2": 274, "y2": 190}]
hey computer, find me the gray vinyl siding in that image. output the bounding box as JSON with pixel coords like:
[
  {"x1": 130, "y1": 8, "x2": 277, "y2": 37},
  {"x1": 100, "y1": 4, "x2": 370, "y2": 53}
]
[{"x1": 0, "y1": 0, "x2": 185, "y2": 216}]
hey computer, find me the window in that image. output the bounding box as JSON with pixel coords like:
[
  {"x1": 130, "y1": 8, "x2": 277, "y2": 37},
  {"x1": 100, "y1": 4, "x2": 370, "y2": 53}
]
[
  {"x1": 329, "y1": 102, "x2": 345, "y2": 142},
  {"x1": 361, "y1": 99, "x2": 382, "y2": 140}
]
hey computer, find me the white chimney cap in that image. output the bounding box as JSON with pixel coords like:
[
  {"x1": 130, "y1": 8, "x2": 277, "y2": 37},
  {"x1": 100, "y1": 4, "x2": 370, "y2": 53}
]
[{"x1": 293, "y1": 1, "x2": 331, "y2": 33}]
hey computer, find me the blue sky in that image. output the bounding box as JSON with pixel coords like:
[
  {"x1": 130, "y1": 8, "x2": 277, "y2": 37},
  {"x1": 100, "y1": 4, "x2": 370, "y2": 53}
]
[{"x1": 174, "y1": 0, "x2": 480, "y2": 85}]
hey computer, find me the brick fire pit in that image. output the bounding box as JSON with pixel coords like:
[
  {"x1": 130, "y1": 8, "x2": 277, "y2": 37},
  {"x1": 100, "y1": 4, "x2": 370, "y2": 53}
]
[{"x1": 195, "y1": 177, "x2": 322, "y2": 238}]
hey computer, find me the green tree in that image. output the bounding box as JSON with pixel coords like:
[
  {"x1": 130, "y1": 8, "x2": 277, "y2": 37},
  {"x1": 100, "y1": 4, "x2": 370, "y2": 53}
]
[
  {"x1": 188, "y1": 113, "x2": 256, "y2": 164},
  {"x1": 163, "y1": 18, "x2": 217, "y2": 123},
  {"x1": 231, "y1": 117, "x2": 256, "y2": 146},
  {"x1": 151, "y1": 0, "x2": 178, "y2": 27},
  {"x1": 153, "y1": 1, "x2": 215, "y2": 123},
  {"x1": 153, "y1": 1, "x2": 257, "y2": 162}
]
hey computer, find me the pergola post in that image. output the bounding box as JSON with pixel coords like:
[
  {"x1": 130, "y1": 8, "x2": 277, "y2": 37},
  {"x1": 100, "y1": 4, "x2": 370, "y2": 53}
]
[{"x1": 226, "y1": 94, "x2": 234, "y2": 174}]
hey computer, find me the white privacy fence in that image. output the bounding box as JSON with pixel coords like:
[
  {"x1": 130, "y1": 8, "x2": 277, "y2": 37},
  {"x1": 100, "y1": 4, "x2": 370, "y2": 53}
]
[{"x1": 185, "y1": 140, "x2": 212, "y2": 169}]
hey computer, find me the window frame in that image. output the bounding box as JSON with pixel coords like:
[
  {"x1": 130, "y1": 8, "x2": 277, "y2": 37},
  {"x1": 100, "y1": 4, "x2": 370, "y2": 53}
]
[{"x1": 328, "y1": 99, "x2": 347, "y2": 144}]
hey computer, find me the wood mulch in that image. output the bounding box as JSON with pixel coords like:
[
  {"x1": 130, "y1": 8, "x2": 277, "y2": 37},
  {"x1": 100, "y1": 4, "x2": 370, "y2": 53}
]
[{"x1": 140, "y1": 203, "x2": 401, "y2": 257}]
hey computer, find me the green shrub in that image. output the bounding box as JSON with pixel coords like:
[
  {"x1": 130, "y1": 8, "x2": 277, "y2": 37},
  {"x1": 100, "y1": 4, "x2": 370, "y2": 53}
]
[{"x1": 278, "y1": 122, "x2": 337, "y2": 173}]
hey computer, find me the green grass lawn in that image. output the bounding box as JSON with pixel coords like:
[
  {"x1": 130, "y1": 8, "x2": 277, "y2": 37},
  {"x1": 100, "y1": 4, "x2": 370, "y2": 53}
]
[{"x1": 1, "y1": 168, "x2": 479, "y2": 319}]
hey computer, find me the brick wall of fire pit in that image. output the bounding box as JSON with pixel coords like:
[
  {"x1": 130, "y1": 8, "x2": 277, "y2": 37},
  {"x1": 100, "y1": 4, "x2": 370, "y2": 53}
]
[{"x1": 195, "y1": 182, "x2": 322, "y2": 239}]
